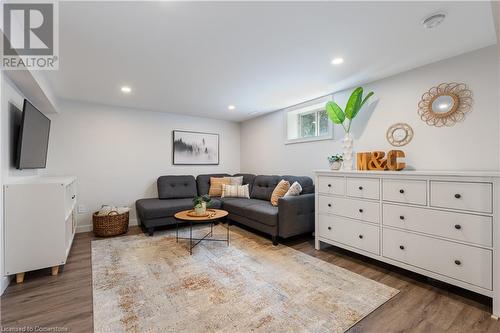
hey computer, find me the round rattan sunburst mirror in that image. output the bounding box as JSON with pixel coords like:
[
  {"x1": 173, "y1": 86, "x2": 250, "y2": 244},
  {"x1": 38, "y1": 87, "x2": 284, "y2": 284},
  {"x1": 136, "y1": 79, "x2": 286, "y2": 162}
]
[{"x1": 417, "y1": 82, "x2": 473, "y2": 127}]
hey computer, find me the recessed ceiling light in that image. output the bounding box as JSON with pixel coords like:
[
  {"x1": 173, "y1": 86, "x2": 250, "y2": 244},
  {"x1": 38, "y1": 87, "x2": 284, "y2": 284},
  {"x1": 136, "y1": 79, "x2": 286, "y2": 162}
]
[
  {"x1": 121, "y1": 86, "x2": 132, "y2": 93},
  {"x1": 331, "y1": 57, "x2": 344, "y2": 65},
  {"x1": 422, "y1": 12, "x2": 446, "y2": 29},
  {"x1": 228, "y1": 105, "x2": 236, "y2": 110}
]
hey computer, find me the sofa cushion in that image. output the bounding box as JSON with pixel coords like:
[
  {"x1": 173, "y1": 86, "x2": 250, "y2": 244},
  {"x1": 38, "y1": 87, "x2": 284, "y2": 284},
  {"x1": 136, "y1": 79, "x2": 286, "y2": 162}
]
[
  {"x1": 157, "y1": 176, "x2": 197, "y2": 199},
  {"x1": 136, "y1": 198, "x2": 194, "y2": 220},
  {"x1": 233, "y1": 173, "x2": 256, "y2": 193},
  {"x1": 282, "y1": 175, "x2": 314, "y2": 194},
  {"x1": 250, "y1": 175, "x2": 281, "y2": 200},
  {"x1": 196, "y1": 174, "x2": 231, "y2": 196},
  {"x1": 222, "y1": 198, "x2": 278, "y2": 226}
]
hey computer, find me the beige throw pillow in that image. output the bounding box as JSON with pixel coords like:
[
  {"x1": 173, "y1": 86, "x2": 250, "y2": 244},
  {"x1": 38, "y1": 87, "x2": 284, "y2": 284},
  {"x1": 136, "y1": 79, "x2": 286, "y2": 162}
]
[
  {"x1": 270, "y1": 180, "x2": 290, "y2": 206},
  {"x1": 221, "y1": 184, "x2": 250, "y2": 198},
  {"x1": 223, "y1": 176, "x2": 243, "y2": 186},
  {"x1": 284, "y1": 181, "x2": 302, "y2": 197},
  {"x1": 208, "y1": 177, "x2": 231, "y2": 197}
]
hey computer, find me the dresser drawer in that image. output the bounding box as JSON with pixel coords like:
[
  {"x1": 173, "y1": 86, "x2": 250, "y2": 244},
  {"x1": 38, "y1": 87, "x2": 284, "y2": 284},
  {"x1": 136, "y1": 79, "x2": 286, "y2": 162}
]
[
  {"x1": 346, "y1": 177, "x2": 379, "y2": 200},
  {"x1": 383, "y1": 179, "x2": 427, "y2": 205},
  {"x1": 319, "y1": 195, "x2": 380, "y2": 224},
  {"x1": 383, "y1": 204, "x2": 492, "y2": 247},
  {"x1": 430, "y1": 181, "x2": 492, "y2": 213},
  {"x1": 383, "y1": 228, "x2": 492, "y2": 290},
  {"x1": 318, "y1": 176, "x2": 345, "y2": 196},
  {"x1": 319, "y1": 215, "x2": 379, "y2": 254}
]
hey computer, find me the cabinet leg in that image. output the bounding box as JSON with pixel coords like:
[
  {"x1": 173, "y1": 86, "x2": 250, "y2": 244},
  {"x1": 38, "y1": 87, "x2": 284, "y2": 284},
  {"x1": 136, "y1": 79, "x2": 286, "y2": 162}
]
[
  {"x1": 16, "y1": 272, "x2": 25, "y2": 284},
  {"x1": 315, "y1": 238, "x2": 321, "y2": 250},
  {"x1": 51, "y1": 266, "x2": 59, "y2": 276}
]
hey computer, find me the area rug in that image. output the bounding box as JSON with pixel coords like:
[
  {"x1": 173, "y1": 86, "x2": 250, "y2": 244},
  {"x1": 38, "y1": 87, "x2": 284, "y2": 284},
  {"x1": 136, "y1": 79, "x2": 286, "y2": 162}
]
[{"x1": 92, "y1": 225, "x2": 398, "y2": 332}]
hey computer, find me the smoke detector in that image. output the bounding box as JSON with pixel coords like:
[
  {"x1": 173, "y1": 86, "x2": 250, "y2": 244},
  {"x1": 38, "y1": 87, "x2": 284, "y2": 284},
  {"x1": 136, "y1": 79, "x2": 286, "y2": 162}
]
[{"x1": 422, "y1": 12, "x2": 446, "y2": 29}]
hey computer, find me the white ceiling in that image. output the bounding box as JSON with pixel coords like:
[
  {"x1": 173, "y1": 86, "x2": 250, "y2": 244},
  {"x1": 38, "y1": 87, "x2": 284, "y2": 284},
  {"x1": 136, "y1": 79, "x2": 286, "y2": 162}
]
[{"x1": 45, "y1": 1, "x2": 497, "y2": 122}]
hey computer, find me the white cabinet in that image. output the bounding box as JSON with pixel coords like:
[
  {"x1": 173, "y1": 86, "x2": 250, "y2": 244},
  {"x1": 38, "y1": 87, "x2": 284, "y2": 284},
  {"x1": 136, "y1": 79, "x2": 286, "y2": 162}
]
[
  {"x1": 315, "y1": 170, "x2": 500, "y2": 318},
  {"x1": 3, "y1": 177, "x2": 77, "y2": 283}
]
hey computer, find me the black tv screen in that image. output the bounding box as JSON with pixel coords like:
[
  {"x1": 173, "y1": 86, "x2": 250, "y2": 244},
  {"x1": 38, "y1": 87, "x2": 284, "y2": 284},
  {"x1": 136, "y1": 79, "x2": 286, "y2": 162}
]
[{"x1": 16, "y1": 100, "x2": 51, "y2": 169}]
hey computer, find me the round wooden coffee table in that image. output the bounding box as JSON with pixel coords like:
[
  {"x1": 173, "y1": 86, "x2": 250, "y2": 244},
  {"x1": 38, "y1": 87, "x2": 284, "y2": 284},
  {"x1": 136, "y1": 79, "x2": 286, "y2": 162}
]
[{"x1": 174, "y1": 209, "x2": 229, "y2": 255}]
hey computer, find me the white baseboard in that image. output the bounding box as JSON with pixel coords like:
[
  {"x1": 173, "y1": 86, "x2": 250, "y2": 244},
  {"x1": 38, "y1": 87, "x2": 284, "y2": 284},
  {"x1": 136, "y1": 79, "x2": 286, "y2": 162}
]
[
  {"x1": 1, "y1": 275, "x2": 13, "y2": 295},
  {"x1": 76, "y1": 218, "x2": 138, "y2": 233}
]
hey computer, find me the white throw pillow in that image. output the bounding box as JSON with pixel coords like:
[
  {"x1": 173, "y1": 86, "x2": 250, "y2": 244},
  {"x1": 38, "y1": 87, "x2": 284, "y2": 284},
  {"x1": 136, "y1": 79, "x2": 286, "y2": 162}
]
[
  {"x1": 284, "y1": 181, "x2": 302, "y2": 197},
  {"x1": 223, "y1": 176, "x2": 243, "y2": 186},
  {"x1": 221, "y1": 184, "x2": 250, "y2": 198}
]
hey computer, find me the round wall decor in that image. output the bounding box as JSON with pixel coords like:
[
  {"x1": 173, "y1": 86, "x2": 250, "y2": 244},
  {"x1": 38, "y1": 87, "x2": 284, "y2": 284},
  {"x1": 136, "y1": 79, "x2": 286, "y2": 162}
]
[
  {"x1": 386, "y1": 123, "x2": 413, "y2": 147},
  {"x1": 417, "y1": 82, "x2": 473, "y2": 127}
]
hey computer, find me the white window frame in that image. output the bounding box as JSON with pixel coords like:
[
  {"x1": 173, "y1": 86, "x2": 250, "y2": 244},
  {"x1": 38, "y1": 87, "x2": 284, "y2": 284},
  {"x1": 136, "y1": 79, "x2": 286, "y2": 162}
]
[{"x1": 284, "y1": 95, "x2": 333, "y2": 145}]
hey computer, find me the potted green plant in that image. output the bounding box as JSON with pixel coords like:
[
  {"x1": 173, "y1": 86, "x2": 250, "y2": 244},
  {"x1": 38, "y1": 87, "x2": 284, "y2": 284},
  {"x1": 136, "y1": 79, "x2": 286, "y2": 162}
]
[
  {"x1": 327, "y1": 154, "x2": 343, "y2": 170},
  {"x1": 193, "y1": 195, "x2": 211, "y2": 215},
  {"x1": 326, "y1": 87, "x2": 374, "y2": 170}
]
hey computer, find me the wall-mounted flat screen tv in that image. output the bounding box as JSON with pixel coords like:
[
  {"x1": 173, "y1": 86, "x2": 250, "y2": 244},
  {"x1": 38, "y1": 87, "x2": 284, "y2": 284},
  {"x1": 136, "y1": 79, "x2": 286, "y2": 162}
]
[{"x1": 16, "y1": 99, "x2": 51, "y2": 169}]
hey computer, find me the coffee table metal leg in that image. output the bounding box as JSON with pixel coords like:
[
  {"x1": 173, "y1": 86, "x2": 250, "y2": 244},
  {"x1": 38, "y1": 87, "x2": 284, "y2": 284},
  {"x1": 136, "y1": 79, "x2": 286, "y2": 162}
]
[
  {"x1": 176, "y1": 221, "x2": 179, "y2": 243},
  {"x1": 210, "y1": 222, "x2": 213, "y2": 237},
  {"x1": 227, "y1": 222, "x2": 230, "y2": 246},
  {"x1": 189, "y1": 221, "x2": 193, "y2": 255}
]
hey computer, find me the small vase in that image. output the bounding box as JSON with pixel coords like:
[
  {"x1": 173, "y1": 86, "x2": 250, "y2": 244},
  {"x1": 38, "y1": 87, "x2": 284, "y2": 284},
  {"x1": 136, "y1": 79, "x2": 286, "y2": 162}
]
[
  {"x1": 194, "y1": 202, "x2": 207, "y2": 215},
  {"x1": 329, "y1": 161, "x2": 342, "y2": 170},
  {"x1": 342, "y1": 133, "x2": 354, "y2": 171}
]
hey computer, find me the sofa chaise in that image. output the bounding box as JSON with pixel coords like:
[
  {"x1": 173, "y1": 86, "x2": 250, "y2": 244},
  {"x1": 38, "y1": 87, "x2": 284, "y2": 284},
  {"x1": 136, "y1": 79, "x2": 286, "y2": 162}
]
[{"x1": 135, "y1": 173, "x2": 315, "y2": 245}]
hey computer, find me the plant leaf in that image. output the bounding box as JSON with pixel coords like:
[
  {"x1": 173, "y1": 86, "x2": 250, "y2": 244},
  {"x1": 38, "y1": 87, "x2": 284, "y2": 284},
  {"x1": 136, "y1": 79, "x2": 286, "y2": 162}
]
[
  {"x1": 360, "y1": 91, "x2": 374, "y2": 108},
  {"x1": 345, "y1": 87, "x2": 363, "y2": 119},
  {"x1": 326, "y1": 101, "x2": 345, "y2": 124}
]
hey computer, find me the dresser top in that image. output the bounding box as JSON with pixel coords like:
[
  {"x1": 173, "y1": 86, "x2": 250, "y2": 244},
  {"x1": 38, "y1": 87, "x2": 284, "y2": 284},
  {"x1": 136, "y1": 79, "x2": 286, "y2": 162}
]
[{"x1": 314, "y1": 170, "x2": 500, "y2": 178}]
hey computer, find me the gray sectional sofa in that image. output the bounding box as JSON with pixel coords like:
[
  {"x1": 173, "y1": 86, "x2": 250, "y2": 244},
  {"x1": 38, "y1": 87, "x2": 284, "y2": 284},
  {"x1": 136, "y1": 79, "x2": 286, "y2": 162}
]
[{"x1": 135, "y1": 173, "x2": 315, "y2": 245}]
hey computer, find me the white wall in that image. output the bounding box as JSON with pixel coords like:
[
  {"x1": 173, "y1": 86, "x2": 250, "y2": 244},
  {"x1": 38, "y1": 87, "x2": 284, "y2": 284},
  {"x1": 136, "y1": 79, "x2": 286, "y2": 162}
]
[
  {"x1": 44, "y1": 101, "x2": 241, "y2": 231},
  {"x1": 1, "y1": 76, "x2": 41, "y2": 293},
  {"x1": 240, "y1": 46, "x2": 499, "y2": 177}
]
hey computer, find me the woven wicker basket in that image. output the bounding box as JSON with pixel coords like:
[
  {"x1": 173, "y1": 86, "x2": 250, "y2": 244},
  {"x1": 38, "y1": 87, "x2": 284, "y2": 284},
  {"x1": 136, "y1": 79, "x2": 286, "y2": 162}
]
[{"x1": 92, "y1": 211, "x2": 129, "y2": 237}]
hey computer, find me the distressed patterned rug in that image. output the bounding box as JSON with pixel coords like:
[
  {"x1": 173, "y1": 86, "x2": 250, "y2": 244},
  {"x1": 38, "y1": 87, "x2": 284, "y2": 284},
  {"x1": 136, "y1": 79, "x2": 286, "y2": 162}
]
[{"x1": 92, "y1": 225, "x2": 398, "y2": 332}]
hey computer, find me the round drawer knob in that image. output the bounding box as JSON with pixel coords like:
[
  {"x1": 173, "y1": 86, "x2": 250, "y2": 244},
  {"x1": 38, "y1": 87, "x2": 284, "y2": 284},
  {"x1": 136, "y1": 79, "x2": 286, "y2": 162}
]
[
  {"x1": 72, "y1": 195, "x2": 76, "y2": 199},
  {"x1": 454, "y1": 224, "x2": 462, "y2": 230},
  {"x1": 358, "y1": 234, "x2": 364, "y2": 239},
  {"x1": 454, "y1": 193, "x2": 461, "y2": 199},
  {"x1": 359, "y1": 208, "x2": 364, "y2": 213},
  {"x1": 399, "y1": 245, "x2": 405, "y2": 250},
  {"x1": 328, "y1": 203, "x2": 332, "y2": 207},
  {"x1": 358, "y1": 186, "x2": 363, "y2": 190},
  {"x1": 454, "y1": 260, "x2": 461, "y2": 266},
  {"x1": 399, "y1": 189, "x2": 405, "y2": 194},
  {"x1": 327, "y1": 226, "x2": 332, "y2": 230},
  {"x1": 399, "y1": 215, "x2": 405, "y2": 220},
  {"x1": 328, "y1": 184, "x2": 332, "y2": 188}
]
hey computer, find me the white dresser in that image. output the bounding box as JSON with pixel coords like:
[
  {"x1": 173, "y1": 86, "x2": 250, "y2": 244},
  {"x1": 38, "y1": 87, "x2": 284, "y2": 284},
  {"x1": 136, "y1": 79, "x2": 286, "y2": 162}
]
[
  {"x1": 3, "y1": 177, "x2": 77, "y2": 283},
  {"x1": 314, "y1": 170, "x2": 500, "y2": 318}
]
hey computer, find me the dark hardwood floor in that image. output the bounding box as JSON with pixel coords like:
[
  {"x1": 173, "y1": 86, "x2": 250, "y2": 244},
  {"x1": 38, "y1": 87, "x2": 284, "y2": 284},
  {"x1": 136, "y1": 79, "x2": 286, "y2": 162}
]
[{"x1": 1, "y1": 226, "x2": 499, "y2": 333}]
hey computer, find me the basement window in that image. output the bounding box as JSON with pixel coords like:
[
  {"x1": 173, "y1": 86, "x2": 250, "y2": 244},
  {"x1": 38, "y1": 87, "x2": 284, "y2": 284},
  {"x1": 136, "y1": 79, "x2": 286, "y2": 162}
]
[{"x1": 284, "y1": 95, "x2": 333, "y2": 144}]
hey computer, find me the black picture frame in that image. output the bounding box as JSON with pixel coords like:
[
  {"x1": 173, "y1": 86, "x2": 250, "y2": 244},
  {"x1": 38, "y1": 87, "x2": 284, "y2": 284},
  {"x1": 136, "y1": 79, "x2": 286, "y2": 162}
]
[{"x1": 172, "y1": 130, "x2": 220, "y2": 165}]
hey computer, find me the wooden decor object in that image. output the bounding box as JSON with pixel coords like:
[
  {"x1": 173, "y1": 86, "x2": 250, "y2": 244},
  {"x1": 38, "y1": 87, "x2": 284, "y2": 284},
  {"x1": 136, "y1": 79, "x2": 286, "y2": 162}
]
[
  {"x1": 357, "y1": 150, "x2": 406, "y2": 171},
  {"x1": 386, "y1": 123, "x2": 413, "y2": 147},
  {"x1": 418, "y1": 82, "x2": 473, "y2": 127}
]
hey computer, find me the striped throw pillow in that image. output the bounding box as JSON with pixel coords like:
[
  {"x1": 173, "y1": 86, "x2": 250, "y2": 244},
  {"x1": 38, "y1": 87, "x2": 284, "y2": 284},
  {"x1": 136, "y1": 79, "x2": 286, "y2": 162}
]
[
  {"x1": 270, "y1": 180, "x2": 290, "y2": 206},
  {"x1": 221, "y1": 184, "x2": 250, "y2": 198}
]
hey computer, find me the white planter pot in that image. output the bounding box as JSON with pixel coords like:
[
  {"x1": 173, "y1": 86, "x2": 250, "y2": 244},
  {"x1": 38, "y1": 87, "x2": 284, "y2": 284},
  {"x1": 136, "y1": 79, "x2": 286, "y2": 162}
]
[
  {"x1": 194, "y1": 202, "x2": 207, "y2": 215},
  {"x1": 329, "y1": 161, "x2": 342, "y2": 170}
]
